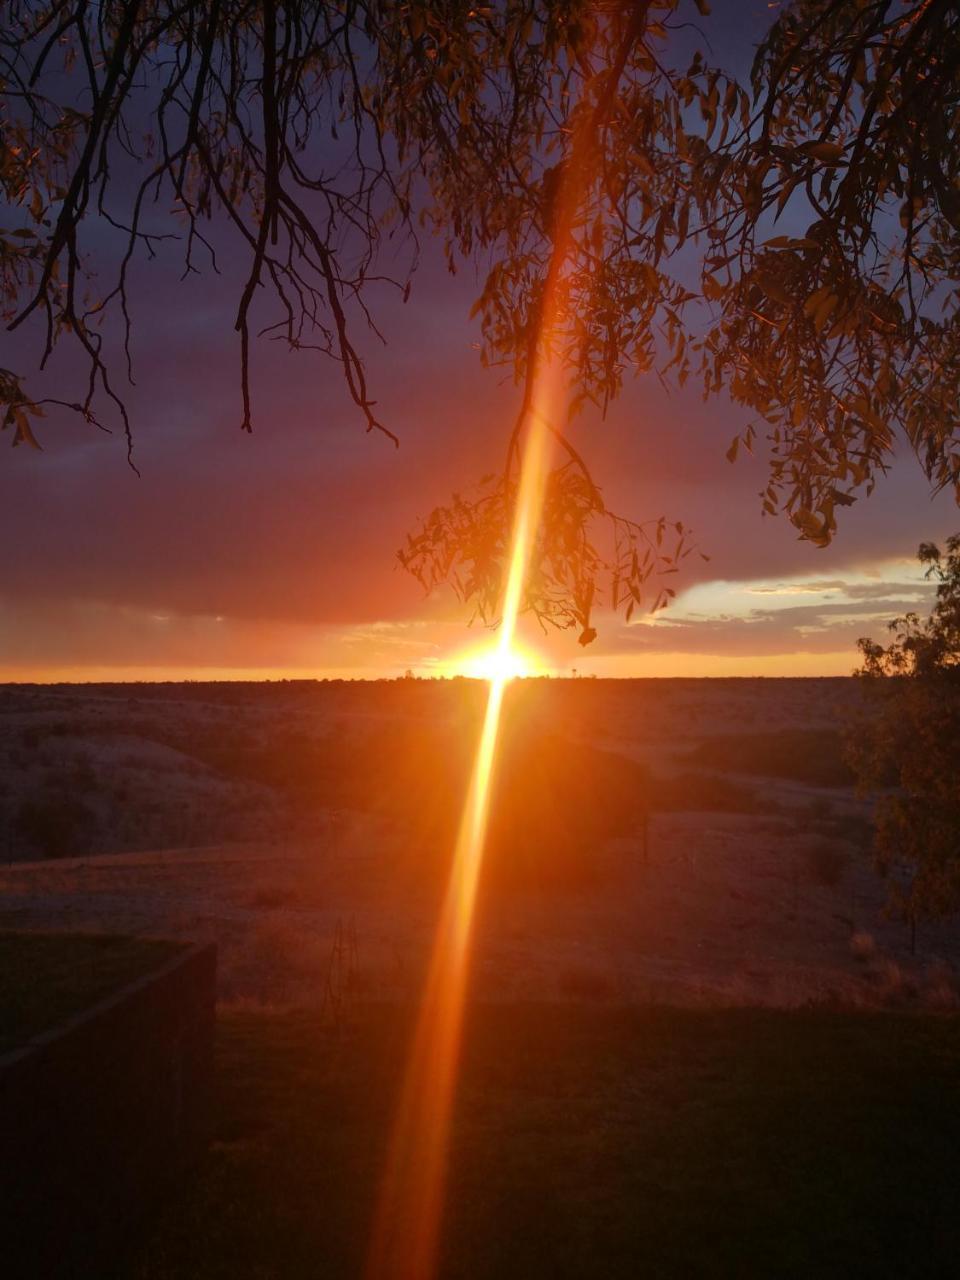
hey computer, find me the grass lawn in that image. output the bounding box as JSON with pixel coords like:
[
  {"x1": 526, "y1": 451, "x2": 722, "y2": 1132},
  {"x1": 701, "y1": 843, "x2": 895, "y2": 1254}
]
[
  {"x1": 0, "y1": 930, "x2": 183, "y2": 1052},
  {"x1": 127, "y1": 1002, "x2": 960, "y2": 1279}
]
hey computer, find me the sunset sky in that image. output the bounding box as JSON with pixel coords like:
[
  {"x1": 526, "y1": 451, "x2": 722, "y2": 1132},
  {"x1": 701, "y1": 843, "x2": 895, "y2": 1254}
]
[{"x1": 1, "y1": 4, "x2": 955, "y2": 683}]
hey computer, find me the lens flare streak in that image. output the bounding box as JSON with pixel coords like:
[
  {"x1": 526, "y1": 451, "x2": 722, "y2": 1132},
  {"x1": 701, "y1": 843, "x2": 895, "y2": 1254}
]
[
  {"x1": 366, "y1": 35, "x2": 603, "y2": 1269},
  {"x1": 365, "y1": 367, "x2": 560, "y2": 1279}
]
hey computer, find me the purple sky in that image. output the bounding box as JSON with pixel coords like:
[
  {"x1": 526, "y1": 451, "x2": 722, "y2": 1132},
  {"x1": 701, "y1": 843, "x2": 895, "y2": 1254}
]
[{"x1": 1, "y1": 3, "x2": 955, "y2": 679}]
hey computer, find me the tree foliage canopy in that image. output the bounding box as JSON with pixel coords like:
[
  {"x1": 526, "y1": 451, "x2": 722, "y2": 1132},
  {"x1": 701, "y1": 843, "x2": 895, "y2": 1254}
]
[
  {"x1": 2, "y1": 1, "x2": 960, "y2": 639},
  {"x1": 849, "y1": 535, "x2": 960, "y2": 922}
]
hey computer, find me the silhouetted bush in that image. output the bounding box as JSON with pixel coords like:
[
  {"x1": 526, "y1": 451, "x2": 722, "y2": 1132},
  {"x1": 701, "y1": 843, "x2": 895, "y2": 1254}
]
[
  {"x1": 653, "y1": 772, "x2": 763, "y2": 814},
  {"x1": 684, "y1": 730, "x2": 855, "y2": 788},
  {"x1": 14, "y1": 789, "x2": 97, "y2": 859},
  {"x1": 806, "y1": 842, "x2": 847, "y2": 888},
  {"x1": 848, "y1": 536, "x2": 960, "y2": 922}
]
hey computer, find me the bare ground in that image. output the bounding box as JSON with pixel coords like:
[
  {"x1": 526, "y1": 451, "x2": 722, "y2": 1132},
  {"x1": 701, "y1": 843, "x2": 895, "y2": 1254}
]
[
  {"x1": 2, "y1": 812, "x2": 957, "y2": 1012},
  {"x1": 1, "y1": 677, "x2": 957, "y2": 1012}
]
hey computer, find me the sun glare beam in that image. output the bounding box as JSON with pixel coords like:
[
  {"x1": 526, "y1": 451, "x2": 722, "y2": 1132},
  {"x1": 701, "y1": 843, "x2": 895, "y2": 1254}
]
[
  {"x1": 367, "y1": 57, "x2": 590, "y2": 1279},
  {"x1": 365, "y1": 386, "x2": 558, "y2": 1278},
  {"x1": 366, "y1": 356, "x2": 564, "y2": 1280}
]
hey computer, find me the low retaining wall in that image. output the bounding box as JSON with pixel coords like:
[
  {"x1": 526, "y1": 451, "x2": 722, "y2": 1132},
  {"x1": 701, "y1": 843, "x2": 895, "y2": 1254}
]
[{"x1": 1, "y1": 941, "x2": 217, "y2": 1278}]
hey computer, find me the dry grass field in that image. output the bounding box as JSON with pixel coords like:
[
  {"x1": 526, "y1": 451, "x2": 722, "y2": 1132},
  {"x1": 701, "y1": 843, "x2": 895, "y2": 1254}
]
[
  {"x1": 2, "y1": 677, "x2": 957, "y2": 1013},
  {"x1": 5, "y1": 678, "x2": 960, "y2": 1278},
  {"x1": 125, "y1": 1003, "x2": 960, "y2": 1279}
]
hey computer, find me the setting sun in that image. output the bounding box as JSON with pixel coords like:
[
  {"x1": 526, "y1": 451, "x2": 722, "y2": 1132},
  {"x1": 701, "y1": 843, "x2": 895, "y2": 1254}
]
[{"x1": 449, "y1": 643, "x2": 543, "y2": 682}]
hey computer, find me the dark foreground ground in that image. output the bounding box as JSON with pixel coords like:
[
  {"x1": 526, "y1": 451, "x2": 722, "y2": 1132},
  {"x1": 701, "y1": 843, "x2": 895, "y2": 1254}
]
[
  {"x1": 127, "y1": 1002, "x2": 960, "y2": 1280},
  {"x1": 5, "y1": 680, "x2": 959, "y2": 1276},
  {"x1": 0, "y1": 931, "x2": 181, "y2": 1051}
]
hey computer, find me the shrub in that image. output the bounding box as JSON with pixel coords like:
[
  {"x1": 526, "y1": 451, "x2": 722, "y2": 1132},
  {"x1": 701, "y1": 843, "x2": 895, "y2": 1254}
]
[
  {"x1": 848, "y1": 536, "x2": 960, "y2": 922},
  {"x1": 14, "y1": 788, "x2": 97, "y2": 859},
  {"x1": 558, "y1": 967, "x2": 617, "y2": 1001},
  {"x1": 806, "y1": 842, "x2": 847, "y2": 889},
  {"x1": 684, "y1": 729, "x2": 855, "y2": 788},
  {"x1": 923, "y1": 963, "x2": 958, "y2": 1010},
  {"x1": 653, "y1": 771, "x2": 762, "y2": 814},
  {"x1": 849, "y1": 932, "x2": 876, "y2": 962},
  {"x1": 877, "y1": 960, "x2": 908, "y2": 1006}
]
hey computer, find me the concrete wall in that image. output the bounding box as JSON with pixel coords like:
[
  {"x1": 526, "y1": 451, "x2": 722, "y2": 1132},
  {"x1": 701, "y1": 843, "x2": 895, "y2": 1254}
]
[{"x1": 0, "y1": 942, "x2": 217, "y2": 1278}]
